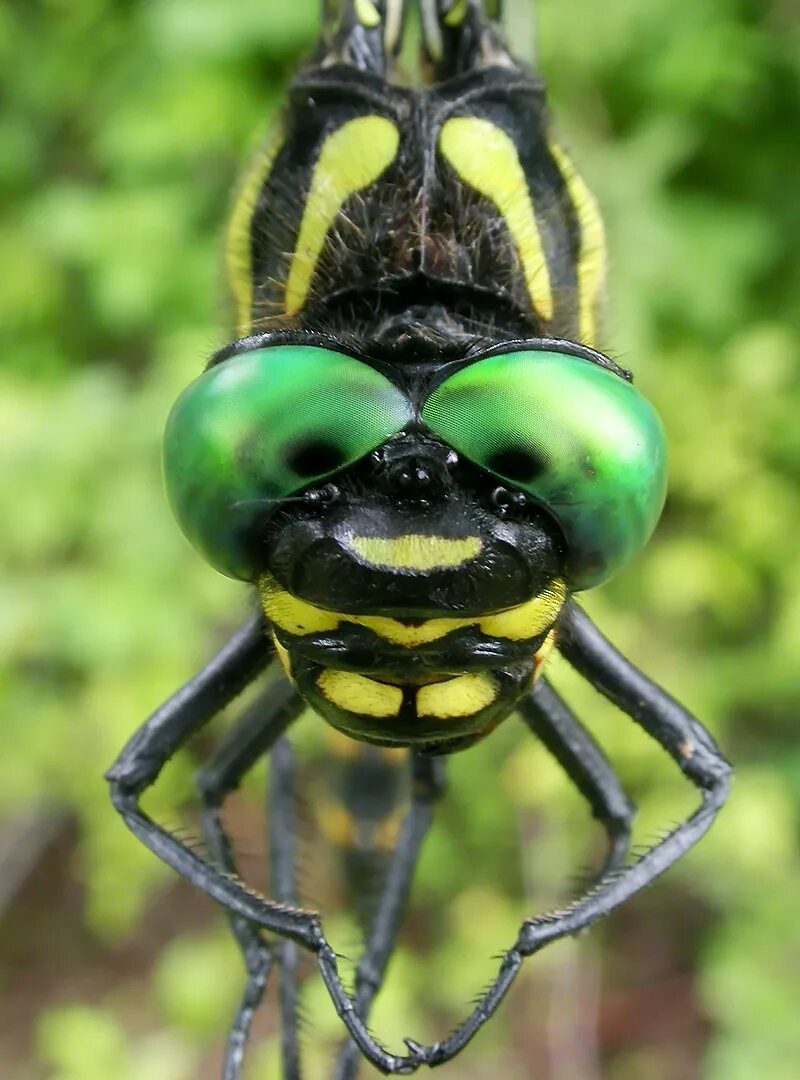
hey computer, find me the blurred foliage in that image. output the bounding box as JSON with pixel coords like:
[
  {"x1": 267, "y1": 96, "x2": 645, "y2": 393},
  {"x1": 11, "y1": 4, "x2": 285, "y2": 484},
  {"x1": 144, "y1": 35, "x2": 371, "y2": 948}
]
[{"x1": 1, "y1": 0, "x2": 800, "y2": 1077}]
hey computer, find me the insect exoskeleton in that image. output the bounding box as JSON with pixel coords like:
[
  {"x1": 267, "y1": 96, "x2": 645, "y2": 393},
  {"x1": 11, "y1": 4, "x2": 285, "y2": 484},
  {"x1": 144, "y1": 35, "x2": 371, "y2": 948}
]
[{"x1": 108, "y1": 2, "x2": 730, "y2": 1076}]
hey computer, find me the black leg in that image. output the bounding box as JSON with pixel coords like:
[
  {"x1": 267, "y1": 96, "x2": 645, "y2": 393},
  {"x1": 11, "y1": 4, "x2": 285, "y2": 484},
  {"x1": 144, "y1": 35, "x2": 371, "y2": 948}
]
[
  {"x1": 518, "y1": 677, "x2": 635, "y2": 876},
  {"x1": 331, "y1": 752, "x2": 446, "y2": 1080},
  {"x1": 269, "y1": 736, "x2": 303, "y2": 1080},
  {"x1": 108, "y1": 616, "x2": 421, "y2": 1075},
  {"x1": 194, "y1": 679, "x2": 306, "y2": 1080},
  {"x1": 106, "y1": 616, "x2": 327, "y2": 951},
  {"x1": 356, "y1": 601, "x2": 730, "y2": 1070},
  {"x1": 110, "y1": 606, "x2": 725, "y2": 1076}
]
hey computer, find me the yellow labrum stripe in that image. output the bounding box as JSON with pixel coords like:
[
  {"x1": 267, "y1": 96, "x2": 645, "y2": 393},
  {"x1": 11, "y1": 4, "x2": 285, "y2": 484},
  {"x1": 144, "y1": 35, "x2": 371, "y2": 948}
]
[
  {"x1": 549, "y1": 142, "x2": 607, "y2": 347},
  {"x1": 417, "y1": 675, "x2": 498, "y2": 719},
  {"x1": 285, "y1": 115, "x2": 400, "y2": 316},
  {"x1": 259, "y1": 572, "x2": 566, "y2": 646},
  {"x1": 226, "y1": 127, "x2": 284, "y2": 336},
  {"x1": 347, "y1": 534, "x2": 482, "y2": 571},
  {"x1": 317, "y1": 670, "x2": 403, "y2": 718},
  {"x1": 439, "y1": 116, "x2": 553, "y2": 321}
]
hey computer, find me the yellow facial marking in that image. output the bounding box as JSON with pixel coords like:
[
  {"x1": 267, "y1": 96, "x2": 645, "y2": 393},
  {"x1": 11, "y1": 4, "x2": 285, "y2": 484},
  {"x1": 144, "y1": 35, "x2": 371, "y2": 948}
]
[
  {"x1": 480, "y1": 580, "x2": 567, "y2": 640},
  {"x1": 260, "y1": 576, "x2": 341, "y2": 635},
  {"x1": 317, "y1": 670, "x2": 403, "y2": 718},
  {"x1": 440, "y1": 117, "x2": 554, "y2": 321},
  {"x1": 226, "y1": 128, "x2": 284, "y2": 336},
  {"x1": 549, "y1": 143, "x2": 607, "y2": 347},
  {"x1": 259, "y1": 573, "x2": 566, "y2": 646},
  {"x1": 417, "y1": 674, "x2": 498, "y2": 719},
  {"x1": 347, "y1": 534, "x2": 482, "y2": 572},
  {"x1": 356, "y1": 614, "x2": 475, "y2": 646},
  {"x1": 285, "y1": 116, "x2": 400, "y2": 316},
  {"x1": 355, "y1": 0, "x2": 381, "y2": 27}
]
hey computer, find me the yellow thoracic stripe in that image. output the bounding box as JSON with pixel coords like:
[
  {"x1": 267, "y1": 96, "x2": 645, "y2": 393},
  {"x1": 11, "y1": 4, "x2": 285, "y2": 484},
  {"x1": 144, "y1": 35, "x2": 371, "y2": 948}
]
[
  {"x1": 226, "y1": 127, "x2": 284, "y2": 337},
  {"x1": 383, "y1": 0, "x2": 405, "y2": 53},
  {"x1": 317, "y1": 670, "x2": 403, "y2": 718},
  {"x1": 285, "y1": 115, "x2": 400, "y2": 316},
  {"x1": 347, "y1": 534, "x2": 482, "y2": 571},
  {"x1": 259, "y1": 572, "x2": 566, "y2": 645},
  {"x1": 416, "y1": 674, "x2": 497, "y2": 719},
  {"x1": 549, "y1": 142, "x2": 607, "y2": 347},
  {"x1": 354, "y1": 0, "x2": 381, "y2": 27},
  {"x1": 443, "y1": 0, "x2": 468, "y2": 26},
  {"x1": 439, "y1": 116, "x2": 554, "y2": 321}
]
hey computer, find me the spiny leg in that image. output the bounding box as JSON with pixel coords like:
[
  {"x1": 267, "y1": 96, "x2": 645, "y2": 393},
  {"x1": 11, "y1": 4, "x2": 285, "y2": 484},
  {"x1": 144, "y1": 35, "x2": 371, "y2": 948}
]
[
  {"x1": 106, "y1": 616, "x2": 329, "y2": 951},
  {"x1": 331, "y1": 752, "x2": 447, "y2": 1080},
  {"x1": 420, "y1": 0, "x2": 516, "y2": 81},
  {"x1": 195, "y1": 679, "x2": 305, "y2": 1079},
  {"x1": 396, "y1": 603, "x2": 731, "y2": 1067},
  {"x1": 317, "y1": 0, "x2": 410, "y2": 72},
  {"x1": 108, "y1": 621, "x2": 420, "y2": 1075},
  {"x1": 269, "y1": 736, "x2": 303, "y2": 1079},
  {"x1": 519, "y1": 677, "x2": 636, "y2": 876},
  {"x1": 315, "y1": 603, "x2": 730, "y2": 1073}
]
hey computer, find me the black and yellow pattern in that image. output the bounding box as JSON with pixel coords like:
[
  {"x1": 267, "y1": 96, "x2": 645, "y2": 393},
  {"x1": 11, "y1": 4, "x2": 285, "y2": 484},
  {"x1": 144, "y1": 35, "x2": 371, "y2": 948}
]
[
  {"x1": 107, "y1": 4, "x2": 732, "y2": 1077},
  {"x1": 226, "y1": 4, "x2": 606, "y2": 344},
  {"x1": 260, "y1": 566, "x2": 564, "y2": 746},
  {"x1": 220, "y1": 0, "x2": 602, "y2": 752}
]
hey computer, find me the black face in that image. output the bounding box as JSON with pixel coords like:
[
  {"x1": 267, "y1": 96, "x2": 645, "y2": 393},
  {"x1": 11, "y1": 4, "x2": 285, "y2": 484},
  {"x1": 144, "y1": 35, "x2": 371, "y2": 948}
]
[
  {"x1": 265, "y1": 427, "x2": 566, "y2": 619},
  {"x1": 163, "y1": 303, "x2": 667, "y2": 748},
  {"x1": 250, "y1": 343, "x2": 571, "y2": 750}
]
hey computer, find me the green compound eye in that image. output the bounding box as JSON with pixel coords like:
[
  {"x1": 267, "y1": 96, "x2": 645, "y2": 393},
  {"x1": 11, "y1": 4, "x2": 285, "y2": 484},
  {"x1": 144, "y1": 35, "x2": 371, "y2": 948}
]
[
  {"x1": 421, "y1": 350, "x2": 667, "y2": 590},
  {"x1": 163, "y1": 345, "x2": 413, "y2": 580}
]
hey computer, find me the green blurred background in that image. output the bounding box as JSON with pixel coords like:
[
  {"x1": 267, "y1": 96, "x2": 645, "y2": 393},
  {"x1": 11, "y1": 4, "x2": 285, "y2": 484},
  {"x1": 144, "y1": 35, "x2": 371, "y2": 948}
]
[{"x1": 2, "y1": 0, "x2": 800, "y2": 1077}]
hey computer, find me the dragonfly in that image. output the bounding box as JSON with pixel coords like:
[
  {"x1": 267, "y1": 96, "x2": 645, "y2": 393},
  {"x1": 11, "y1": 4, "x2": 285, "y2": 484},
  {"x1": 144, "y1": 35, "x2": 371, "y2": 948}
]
[{"x1": 107, "y1": 1, "x2": 731, "y2": 1075}]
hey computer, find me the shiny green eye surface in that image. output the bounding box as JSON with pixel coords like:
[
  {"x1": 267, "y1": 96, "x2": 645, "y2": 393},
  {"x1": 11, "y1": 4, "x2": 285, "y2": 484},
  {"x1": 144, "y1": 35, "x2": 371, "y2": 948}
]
[
  {"x1": 421, "y1": 350, "x2": 667, "y2": 589},
  {"x1": 163, "y1": 345, "x2": 413, "y2": 580}
]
